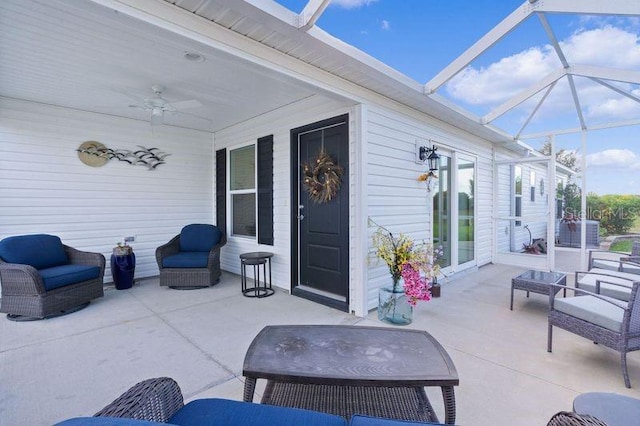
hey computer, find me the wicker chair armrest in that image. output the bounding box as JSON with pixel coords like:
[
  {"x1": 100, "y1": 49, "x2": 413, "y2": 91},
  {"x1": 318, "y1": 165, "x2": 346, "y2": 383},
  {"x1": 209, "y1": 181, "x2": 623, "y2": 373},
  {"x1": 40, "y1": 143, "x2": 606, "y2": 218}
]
[
  {"x1": 547, "y1": 411, "x2": 608, "y2": 426},
  {"x1": 65, "y1": 246, "x2": 106, "y2": 270},
  {"x1": 94, "y1": 377, "x2": 184, "y2": 422},
  {"x1": 576, "y1": 269, "x2": 639, "y2": 283},
  {"x1": 0, "y1": 261, "x2": 46, "y2": 294},
  {"x1": 620, "y1": 257, "x2": 640, "y2": 266},
  {"x1": 155, "y1": 235, "x2": 181, "y2": 266},
  {"x1": 206, "y1": 233, "x2": 227, "y2": 266},
  {"x1": 589, "y1": 249, "x2": 630, "y2": 256},
  {"x1": 548, "y1": 282, "x2": 631, "y2": 310}
]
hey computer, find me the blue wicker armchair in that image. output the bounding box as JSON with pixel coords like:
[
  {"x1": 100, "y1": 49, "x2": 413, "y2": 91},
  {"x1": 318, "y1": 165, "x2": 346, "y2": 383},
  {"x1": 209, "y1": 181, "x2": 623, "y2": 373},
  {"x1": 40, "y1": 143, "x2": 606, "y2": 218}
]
[
  {"x1": 155, "y1": 224, "x2": 226, "y2": 289},
  {"x1": 0, "y1": 234, "x2": 105, "y2": 320}
]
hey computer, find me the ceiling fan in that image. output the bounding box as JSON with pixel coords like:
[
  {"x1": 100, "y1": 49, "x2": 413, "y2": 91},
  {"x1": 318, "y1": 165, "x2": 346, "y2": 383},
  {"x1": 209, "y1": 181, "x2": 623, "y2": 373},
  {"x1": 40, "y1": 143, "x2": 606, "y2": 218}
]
[{"x1": 128, "y1": 85, "x2": 203, "y2": 125}]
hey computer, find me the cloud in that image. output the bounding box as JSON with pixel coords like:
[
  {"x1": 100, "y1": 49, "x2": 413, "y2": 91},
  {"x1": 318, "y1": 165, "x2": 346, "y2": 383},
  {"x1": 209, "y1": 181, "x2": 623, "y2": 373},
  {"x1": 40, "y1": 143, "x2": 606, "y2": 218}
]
[
  {"x1": 330, "y1": 0, "x2": 377, "y2": 9},
  {"x1": 585, "y1": 149, "x2": 640, "y2": 169},
  {"x1": 380, "y1": 20, "x2": 390, "y2": 30},
  {"x1": 445, "y1": 25, "x2": 640, "y2": 122}
]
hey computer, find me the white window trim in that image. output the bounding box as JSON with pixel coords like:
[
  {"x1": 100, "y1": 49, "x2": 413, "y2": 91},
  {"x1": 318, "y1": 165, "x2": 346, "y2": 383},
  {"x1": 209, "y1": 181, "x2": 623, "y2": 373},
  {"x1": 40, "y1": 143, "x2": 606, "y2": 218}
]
[{"x1": 228, "y1": 141, "x2": 257, "y2": 240}]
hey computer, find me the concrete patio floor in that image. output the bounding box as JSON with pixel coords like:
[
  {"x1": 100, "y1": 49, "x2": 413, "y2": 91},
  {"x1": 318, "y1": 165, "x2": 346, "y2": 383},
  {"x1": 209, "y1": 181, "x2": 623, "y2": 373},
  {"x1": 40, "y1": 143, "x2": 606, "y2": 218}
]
[{"x1": 2, "y1": 258, "x2": 640, "y2": 425}]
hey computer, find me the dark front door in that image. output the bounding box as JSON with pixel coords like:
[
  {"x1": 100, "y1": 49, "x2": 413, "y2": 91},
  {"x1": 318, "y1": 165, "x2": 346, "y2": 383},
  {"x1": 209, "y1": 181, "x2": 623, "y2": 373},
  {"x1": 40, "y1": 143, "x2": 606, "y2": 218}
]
[{"x1": 291, "y1": 115, "x2": 349, "y2": 311}]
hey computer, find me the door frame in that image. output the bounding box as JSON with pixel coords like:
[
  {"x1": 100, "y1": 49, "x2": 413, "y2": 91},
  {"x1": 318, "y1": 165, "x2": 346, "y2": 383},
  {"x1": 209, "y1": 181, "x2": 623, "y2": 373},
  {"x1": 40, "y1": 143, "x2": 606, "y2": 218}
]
[
  {"x1": 290, "y1": 114, "x2": 350, "y2": 312},
  {"x1": 432, "y1": 148, "x2": 478, "y2": 276}
]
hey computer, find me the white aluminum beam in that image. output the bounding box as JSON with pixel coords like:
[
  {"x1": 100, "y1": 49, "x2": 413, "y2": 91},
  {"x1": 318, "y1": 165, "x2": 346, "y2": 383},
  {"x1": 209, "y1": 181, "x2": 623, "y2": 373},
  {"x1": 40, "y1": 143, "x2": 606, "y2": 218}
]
[
  {"x1": 425, "y1": 1, "x2": 540, "y2": 94},
  {"x1": 482, "y1": 68, "x2": 566, "y2": 124},
  {"x1": 514, "y1": 81, "x2": 557, "y2": 140},
  {"x1": 520, "y1": 118, "x2": 640, "y2": 139},
  {"x1": 567, "y1": 74, "x2": 587, "y2": 130},
  {"x1": 571, "y1": 64, "x2": 640, "y2": 85},
  {"x1": 538, "y1": 13, "x2": 569, "y2": 68},
  {"x1": 298, "y1": 0, "x2": 331, "y2": 31},
  {"x1": 589, "y1": 77, "x2": 640, "y2": 104},
  {"x1": 532, "y1": 0, "x2": 640, "y2": 16}
]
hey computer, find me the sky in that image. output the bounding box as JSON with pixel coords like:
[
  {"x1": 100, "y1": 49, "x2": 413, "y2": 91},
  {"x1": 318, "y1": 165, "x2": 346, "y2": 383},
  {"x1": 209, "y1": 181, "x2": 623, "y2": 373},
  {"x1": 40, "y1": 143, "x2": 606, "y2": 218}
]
[{"x1": 274, "y1": 0, "x2": 640, "y2": 195}]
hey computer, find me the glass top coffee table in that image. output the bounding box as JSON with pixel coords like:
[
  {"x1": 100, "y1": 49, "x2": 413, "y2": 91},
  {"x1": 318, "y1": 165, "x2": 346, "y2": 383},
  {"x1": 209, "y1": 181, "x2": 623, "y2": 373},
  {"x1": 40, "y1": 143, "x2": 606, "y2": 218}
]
[
  {"x1": 511, "y1": 270, "x2": 566, "y2": 311},
  {"x1": 242, "y1": 325, "x2": 459, "y2": 424}
]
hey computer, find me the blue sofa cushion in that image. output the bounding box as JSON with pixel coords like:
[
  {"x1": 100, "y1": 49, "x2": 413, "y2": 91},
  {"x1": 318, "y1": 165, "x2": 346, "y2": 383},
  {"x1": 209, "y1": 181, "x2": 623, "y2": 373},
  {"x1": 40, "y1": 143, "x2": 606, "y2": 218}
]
[
  {"x1": 162, "y1": 252, "x2": 209, "y2": 269},
  {"x1": 179, "y1": 224, "x2": 222, "y2": 252},
  {"x1": 350, "y1": 415, "x2": 448, "y2": 425},
  {"x1": 39, "y1": 265, "x2": 101, "y2": 291},
  {"x1": 169, "y1": 399, "x2": 347, "y2": 426},
  {"x1": 55, "y1": 417, "x2": 171, "y2": 426},
  {"x1": 0, "y1": 234, "x2": 68, "y2": 269}
]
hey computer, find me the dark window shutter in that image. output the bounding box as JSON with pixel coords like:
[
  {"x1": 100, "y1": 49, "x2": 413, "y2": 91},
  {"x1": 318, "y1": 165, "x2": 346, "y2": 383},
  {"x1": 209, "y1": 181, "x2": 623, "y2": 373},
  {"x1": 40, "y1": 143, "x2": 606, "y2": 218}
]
[
  {"x1": 257, "y1": 135, "x2": 274, "y2": 245},
  {"x1": 216, "y1": 148, "x2": 226, "y2": 233}
]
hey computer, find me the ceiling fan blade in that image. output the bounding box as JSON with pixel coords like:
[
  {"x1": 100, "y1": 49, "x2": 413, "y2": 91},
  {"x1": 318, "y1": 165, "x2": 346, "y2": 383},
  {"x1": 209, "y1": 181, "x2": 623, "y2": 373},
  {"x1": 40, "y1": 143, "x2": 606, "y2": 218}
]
[{"x1": 170, "y1": 99, "x2": 202, "y2": 110}]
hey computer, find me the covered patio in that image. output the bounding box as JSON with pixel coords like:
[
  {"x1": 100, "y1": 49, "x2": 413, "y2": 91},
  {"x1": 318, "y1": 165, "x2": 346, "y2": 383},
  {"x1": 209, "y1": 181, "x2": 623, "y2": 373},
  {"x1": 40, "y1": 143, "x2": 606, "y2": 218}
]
[{"x1": 3, "y1": 259, "x2": 640, "y2": 425}]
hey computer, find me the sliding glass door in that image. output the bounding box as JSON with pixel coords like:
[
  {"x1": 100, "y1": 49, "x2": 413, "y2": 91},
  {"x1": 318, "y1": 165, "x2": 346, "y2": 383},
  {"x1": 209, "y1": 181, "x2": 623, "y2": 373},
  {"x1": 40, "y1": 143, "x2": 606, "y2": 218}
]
[{"x1": 432, "y1": 152, "x2": 476, "y2": 272}]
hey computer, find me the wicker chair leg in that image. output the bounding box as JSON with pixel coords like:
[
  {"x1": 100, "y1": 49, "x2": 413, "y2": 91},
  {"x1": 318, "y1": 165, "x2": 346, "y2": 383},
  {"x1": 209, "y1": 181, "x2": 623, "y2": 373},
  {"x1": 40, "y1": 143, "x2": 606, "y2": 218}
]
[
  {"x1": 622, "y1": 351, "x2": 631, "y2": 388},
  {"x1": 547, "y1": 323, "x2": 553, "y2": 352}
]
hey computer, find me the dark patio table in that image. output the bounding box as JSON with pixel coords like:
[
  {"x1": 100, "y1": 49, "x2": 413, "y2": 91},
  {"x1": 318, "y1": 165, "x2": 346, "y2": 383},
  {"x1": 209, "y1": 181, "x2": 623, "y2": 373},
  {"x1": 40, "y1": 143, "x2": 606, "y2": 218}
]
[{"x1": 242, "y1": 325, "x2": 459, "y2": 424}]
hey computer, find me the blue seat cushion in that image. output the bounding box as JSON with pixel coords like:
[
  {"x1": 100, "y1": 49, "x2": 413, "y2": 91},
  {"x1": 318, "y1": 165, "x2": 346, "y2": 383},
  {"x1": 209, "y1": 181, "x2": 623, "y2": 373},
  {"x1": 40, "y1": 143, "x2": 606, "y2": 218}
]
[
  {"x1": 350, "y1": 415, "x2": 448, "y2": 425},
  {"x1": 162, "y1": 252, "x2": 209, "y2": 268},
  {"x1": 0, "y1": 234, "x2": 68, "y2": 269},
  {"x1": 169, "y1": 399, "x2": 347, "y2": 426},
  {"x1": 179, "y1": 224, "x2": 222, "y2": 252},
  {"x1": 55, "y1": 417, "x2": 170, "y2": 426},
  {"x1": 39, "y1": 265, "x2": 101, "y2": 291}
]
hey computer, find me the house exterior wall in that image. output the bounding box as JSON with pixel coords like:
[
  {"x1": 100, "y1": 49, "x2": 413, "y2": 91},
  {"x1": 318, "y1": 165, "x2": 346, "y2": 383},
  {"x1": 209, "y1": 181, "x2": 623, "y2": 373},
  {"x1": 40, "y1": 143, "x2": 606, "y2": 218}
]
[
  {"x1": 0, "y1": 97, "x2": 214, "y2": 282},
  {"x1": 363, "y1": 104, "x2": 495, "y2": 310},
  {"x1": 212, "y1": 95, "x2": 354, "y2": 295}
]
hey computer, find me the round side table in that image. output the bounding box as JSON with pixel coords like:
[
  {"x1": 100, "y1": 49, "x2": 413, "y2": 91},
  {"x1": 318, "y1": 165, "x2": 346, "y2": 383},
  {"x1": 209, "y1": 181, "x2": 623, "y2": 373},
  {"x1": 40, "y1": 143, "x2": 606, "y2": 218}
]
[
  {"x1": 240, "y1": 252, "x2": 274, "y2": 298},
  {"x1": 573, "y1": 392, "x2": 640, "y2": 426}
]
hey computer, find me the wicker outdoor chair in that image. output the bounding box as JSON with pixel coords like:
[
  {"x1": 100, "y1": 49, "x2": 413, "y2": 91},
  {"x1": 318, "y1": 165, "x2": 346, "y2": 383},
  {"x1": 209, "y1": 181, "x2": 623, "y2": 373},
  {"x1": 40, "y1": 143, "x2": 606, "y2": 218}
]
[
  {"x1": 546, "y1": 411, "x2": 608, "y2": 426},
  {"x1": 547, "y1": 280, "x2": 640, "y2": 388},
  {"x1": 0, "y1": 234, "x2": 105, "y2": 320},
  {"x1": 588, "y1": 241, "x2": 640, "y2": 274},
  {"x1": 94, "y1": 377, "x2": 184, "y2": 421},
  {"x1": 156, "y1": 224, "x2": 226, "y2": 289}
]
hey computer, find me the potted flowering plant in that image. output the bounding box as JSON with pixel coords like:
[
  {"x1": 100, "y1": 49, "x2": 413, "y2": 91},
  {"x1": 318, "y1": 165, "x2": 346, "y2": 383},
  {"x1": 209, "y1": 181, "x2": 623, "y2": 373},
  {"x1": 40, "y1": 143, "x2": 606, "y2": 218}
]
[{"x1": 371, "y1": 219, "x2": 440, "y2": 325}]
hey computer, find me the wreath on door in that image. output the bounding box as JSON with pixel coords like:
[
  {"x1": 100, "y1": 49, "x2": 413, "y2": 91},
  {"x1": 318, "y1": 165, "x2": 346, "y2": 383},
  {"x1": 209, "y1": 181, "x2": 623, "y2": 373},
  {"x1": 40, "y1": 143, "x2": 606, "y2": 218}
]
[{"x1": 302, "y1": 149, "x2": 344, "y2": 204}]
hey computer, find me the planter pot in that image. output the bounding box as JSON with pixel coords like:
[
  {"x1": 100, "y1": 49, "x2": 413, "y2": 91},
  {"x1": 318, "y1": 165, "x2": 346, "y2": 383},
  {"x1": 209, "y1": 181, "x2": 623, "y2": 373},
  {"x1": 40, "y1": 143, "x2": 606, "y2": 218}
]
[
  {"x1": 378, "y1": 284, "x2": 412, "y2": 326},
  {"x1": 111, "y1": 251, "x2": 136, "y2": 290}
]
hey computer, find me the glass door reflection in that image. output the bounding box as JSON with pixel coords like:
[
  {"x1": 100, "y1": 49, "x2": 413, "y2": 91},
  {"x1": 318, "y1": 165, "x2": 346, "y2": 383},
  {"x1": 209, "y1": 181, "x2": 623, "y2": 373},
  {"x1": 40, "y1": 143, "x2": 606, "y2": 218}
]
[{"x1": 433, "y1": 155, "x2": 451, "y2": 268}]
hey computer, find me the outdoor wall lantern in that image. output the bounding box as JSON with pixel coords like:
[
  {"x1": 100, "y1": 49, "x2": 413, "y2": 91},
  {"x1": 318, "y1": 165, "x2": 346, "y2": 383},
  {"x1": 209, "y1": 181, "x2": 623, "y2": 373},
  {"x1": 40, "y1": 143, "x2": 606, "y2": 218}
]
[{"x1": 419, "y1": 145, "x2": 440, "y2": 171}]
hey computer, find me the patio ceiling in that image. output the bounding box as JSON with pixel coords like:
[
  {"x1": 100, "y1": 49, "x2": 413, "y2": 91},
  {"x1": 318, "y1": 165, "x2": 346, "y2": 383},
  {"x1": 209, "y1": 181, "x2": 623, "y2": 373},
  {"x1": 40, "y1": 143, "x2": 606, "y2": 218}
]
[
  {"x1": 0, "y1": 0, "x2": 334, "y2": 133},
  {"x1": 0, "y1": 0, "x2": 515, "y2": 144},
  {"x1": 3, "y1": 1, "x2": 638, "y2": 144}
]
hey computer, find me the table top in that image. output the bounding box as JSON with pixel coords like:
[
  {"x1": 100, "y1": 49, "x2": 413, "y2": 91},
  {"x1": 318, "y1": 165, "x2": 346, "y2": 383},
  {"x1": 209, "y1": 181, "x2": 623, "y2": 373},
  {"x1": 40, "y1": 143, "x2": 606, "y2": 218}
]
[
  {"x1": 240, "y1": 251, "x2": 274, "y2": 260},
  {"x1": 243, "y1": 325, "x2": 458, "y2": 387},
  {"x1": 573, "y1": 392, "x2": 640, "y2": 426},
  {"x1": 514, "y1": 270, "x2": 566, "y2": 284}
]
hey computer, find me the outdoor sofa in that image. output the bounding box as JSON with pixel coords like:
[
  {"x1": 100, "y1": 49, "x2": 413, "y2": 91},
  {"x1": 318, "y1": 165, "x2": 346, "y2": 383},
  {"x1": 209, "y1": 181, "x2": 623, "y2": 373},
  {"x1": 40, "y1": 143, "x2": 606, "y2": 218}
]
[{"x1": 54, "y1": 377, "x2": 451, "y2": 425}]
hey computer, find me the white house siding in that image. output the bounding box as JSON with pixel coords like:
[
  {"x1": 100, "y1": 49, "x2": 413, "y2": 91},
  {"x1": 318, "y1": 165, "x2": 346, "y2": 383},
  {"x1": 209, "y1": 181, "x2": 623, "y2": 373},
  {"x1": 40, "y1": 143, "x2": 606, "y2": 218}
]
[
  {"x1": 0, "y1": 98, "x2": 214, "y2": 283},
  {"x1": 495, "y1": 156, "x2": 553, "y2": 255},
  {"x1": 212, "y1": 95, "x2": 354, "y2": 293},
  {"x1": 364, "y1": 104, "x2": 495, "y2": 310}
]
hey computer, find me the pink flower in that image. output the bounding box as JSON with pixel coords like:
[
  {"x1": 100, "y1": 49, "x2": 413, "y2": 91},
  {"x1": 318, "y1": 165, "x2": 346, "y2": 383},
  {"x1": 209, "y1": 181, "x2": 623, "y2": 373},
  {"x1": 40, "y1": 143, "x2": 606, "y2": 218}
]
[{"x1": 401, "y1": 263, "x2": 432, "y2": 306}]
